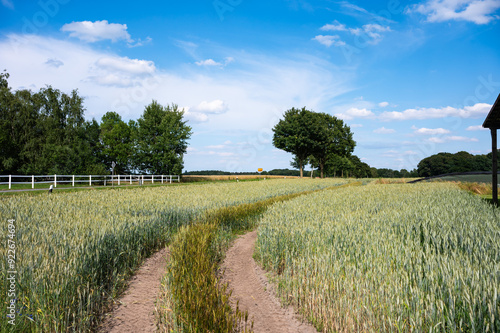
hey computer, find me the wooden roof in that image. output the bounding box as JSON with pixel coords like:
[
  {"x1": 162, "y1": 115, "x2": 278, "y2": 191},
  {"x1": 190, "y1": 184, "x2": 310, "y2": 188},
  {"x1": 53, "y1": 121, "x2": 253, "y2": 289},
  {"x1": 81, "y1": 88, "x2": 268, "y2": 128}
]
[{"x1": 483, "y1": 93, "x2": 500, "y2": 129}]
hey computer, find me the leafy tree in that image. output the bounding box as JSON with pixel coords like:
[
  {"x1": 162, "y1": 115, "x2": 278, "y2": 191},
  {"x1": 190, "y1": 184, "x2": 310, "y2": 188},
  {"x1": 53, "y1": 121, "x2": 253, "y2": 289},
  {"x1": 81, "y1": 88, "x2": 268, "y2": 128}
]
[
  {"x1": 135, "y1": 101, "x2": 192, "y2": 174},
  {"x1": 100, "y1": 112, "x2": 132, "y2": 174},
  {"x1": 349, "y1": 155, "x2": 371, "y2": 178},
  {"x1": 273, "y1": 107, "x2": 321, "y2": 178},
  {"x1": 311, "y1": 113, "x2": 355, "y2": 178}
]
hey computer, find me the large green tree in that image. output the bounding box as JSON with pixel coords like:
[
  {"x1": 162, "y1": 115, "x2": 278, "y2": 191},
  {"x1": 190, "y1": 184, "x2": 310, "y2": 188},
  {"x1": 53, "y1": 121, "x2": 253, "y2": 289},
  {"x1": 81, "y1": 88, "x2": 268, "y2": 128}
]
[
  {"x1": 135, "y1": 101, "x2": 192, "y2": 174},
  {"x1": 273, "y1": 107, "x2": 356, "y2": 178},
  {"x1": 272, "y1": 107, "x2": 323, "y2": 178},
  {"x1": 310, "y1": 112, "x2": 355, "y2": 178},
  {"x1": 100, "y1": 111, "x2": 132, "y2": 174}
]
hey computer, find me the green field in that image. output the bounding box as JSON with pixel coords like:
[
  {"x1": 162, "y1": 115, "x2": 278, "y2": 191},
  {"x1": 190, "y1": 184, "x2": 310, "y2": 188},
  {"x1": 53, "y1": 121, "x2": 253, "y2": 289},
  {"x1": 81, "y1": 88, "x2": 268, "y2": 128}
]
[
  {"x1": 0, "y1": 178, "x2": 346, "y2": 332},
  {"x1": 2, "y1": 179, "x2": 499, "y2": 332},
  {"x1": 255, "y1": 182, "x2": 500, "y2": 332}
]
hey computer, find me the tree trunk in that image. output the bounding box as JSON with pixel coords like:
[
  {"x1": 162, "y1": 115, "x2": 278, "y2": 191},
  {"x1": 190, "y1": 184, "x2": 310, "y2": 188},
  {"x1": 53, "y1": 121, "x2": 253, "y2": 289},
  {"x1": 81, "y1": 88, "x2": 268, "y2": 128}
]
[
  {"x1": 299, "y1": 159, "x2": 303, "y2": 178},
  {"x1": 311, "y1": 167, "x2": 314, "y2": 178},
  {"x1": 320, "y1": 161, "x2": 324, "y2": 179}
]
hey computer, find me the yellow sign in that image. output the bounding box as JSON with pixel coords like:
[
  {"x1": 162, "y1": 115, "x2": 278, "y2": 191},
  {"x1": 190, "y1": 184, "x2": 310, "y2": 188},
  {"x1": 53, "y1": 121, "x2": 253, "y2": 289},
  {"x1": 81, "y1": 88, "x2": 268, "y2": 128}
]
[{"x1": 257, "y1": 168, "x2": 263, "y2": 172}]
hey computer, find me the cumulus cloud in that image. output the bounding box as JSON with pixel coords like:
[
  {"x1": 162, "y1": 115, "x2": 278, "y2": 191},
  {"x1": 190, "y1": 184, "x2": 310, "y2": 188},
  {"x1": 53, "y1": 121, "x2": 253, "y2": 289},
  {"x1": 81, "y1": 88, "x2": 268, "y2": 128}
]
[
  {"x1": 193, "y1": 100, "x2": 228, "y2": 114},
  {"x1": 409, "y1": 0, "x2": 500, "y2": 24},
  {"x1": 312, "y1": 35, "x2": 346, "y2": 47},
  {"x1": 412, "y1": 126, "x2": 451, "y2": 135},
  {"x1": 61, "y1": 20, "x2": 132, "y2": 43},
  {"x1": 335, "y1": 107, "x2": 375, "y2": 120},
  {"x1": 466, "y1": 125, "x2": 488, "y2": 131},
  {"x1": 373, "y1": 127, "x2": 396, "y2": 134},
  {"x1": 378, "y1": 101, "x2": 389, "y2": 107},
  {"x1": 182, "y1": 100, "x2": 229, "y2": 123},
  {"x1": 84, "y1": 56, "x2": 156, "y2": 87},
  {"x1": 95, "y1": 57, "x2": 156, "y2": 75},
  {"x1": 379, "y1": 103, "x2": 491, "y2": 121}
]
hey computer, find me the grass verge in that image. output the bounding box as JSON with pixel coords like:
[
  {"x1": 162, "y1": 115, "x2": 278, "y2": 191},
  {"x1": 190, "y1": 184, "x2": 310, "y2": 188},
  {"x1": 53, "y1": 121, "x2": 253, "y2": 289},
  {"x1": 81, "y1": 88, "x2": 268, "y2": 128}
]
[{"x1": 156, "y1": 182, "x2": 360, "y2": 332}]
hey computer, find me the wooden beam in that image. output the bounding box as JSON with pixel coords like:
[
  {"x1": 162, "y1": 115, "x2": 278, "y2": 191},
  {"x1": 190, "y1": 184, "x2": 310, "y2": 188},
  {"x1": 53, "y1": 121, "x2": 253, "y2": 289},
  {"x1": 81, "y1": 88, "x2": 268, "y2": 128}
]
[{"x1": 492, "y1": 128, "x2": 498, "y2": 206}]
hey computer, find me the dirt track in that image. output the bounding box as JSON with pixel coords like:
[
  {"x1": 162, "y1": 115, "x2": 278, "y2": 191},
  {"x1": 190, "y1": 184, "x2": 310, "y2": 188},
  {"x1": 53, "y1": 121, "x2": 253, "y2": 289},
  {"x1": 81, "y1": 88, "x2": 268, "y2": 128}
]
[
  {"x1": 222, "y1": 230, "x2": 318, "y2": 333},
  {"x1": 99, "y1": 248, "x2": 169, "y2": 333}
]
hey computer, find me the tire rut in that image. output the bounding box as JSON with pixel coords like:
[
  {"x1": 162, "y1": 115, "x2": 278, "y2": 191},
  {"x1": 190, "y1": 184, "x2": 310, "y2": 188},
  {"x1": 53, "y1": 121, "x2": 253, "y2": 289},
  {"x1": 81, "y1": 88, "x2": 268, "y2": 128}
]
[{"x1": 222, "y1": 230, "x2": 318, "y2": 333}]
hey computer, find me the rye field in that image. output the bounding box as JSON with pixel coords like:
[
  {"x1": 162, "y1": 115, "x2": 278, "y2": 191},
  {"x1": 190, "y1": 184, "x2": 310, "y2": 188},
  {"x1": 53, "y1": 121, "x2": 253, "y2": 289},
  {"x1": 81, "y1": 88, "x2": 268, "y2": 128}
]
[
  {"x1": 255, "y1": 182, "x2": 500, "y2": 332},
  {"x1": 0, "y1": 179, "x2": 345, "y2": 332}
]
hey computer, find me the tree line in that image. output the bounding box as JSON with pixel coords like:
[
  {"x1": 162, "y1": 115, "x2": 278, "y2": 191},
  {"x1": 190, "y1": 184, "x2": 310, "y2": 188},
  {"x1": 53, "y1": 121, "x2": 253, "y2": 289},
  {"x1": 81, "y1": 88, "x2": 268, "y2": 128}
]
[
  {"x1": 417, "y1": 151, "x2": 492, "y2": 177},
  {"x1": 0, "y1": 72, "x2": 192, "y2": 175}
]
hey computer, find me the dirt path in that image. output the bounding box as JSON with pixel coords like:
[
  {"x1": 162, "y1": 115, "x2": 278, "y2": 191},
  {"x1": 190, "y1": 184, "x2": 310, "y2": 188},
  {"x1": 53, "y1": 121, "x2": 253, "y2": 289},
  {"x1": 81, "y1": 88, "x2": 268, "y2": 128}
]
[
  {"x1": 222, "y1": 230, "x2": 318, "y2": 333},
  {"x1": 99, "y1": 247, "x2": 169, "y2": 333}
]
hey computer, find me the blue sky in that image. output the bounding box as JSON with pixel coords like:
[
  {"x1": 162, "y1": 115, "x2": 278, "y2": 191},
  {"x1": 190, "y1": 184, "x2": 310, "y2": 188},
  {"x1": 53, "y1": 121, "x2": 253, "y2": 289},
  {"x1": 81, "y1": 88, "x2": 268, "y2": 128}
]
[{"x1": 1, "y1": 0, "x2": 499, "y2": 172}]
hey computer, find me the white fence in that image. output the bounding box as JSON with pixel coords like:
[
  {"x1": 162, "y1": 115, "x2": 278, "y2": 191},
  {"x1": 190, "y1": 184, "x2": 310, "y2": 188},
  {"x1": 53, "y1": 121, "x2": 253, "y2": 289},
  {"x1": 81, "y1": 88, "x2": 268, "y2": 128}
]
[{"x1": 0, "y1": 174, "x2": 180, "y2": 190}]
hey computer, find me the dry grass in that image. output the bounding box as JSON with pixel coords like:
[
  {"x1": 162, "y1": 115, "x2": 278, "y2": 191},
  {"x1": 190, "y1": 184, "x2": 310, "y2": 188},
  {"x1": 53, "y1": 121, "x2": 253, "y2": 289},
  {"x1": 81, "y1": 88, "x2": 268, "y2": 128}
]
[
  {"x1": 456, "y1": 181, "x2": 492, "y2": 195},
  {"x1": 373, "y1": 178, "x2": 410, "y2": 184}
]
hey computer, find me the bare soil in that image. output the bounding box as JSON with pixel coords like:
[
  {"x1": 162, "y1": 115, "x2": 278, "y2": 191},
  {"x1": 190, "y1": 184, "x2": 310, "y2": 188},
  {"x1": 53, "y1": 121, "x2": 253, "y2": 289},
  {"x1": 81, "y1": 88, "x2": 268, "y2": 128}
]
[
  {"x1": 99, "y1": 247, "x2": 169, "y2": 333},
  {"x1": 222, "y1": 230, "x2": 318, "y2": 333}
]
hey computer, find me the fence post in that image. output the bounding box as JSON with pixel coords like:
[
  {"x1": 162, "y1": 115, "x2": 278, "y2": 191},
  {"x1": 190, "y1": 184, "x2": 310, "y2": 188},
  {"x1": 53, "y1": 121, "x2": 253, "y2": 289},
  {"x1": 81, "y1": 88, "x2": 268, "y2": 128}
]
[
  {"x1": 142, "y1": 175, "x2": 144, "y2": 185},
  {"x1": 32, "y1": 175, "x2": 34, "y2": 189},
  {"x1": 118, "y1": 175, "x2": 120, "y2": 186},
  {"x1": 54, "y1": 174, "x2": 57, "y2": 188},
  {"x1": 89, "y1": 175, "x2": 92, "y2": 186},
  {"x1": 130, "y1": 175, "x2": 132, "y2": 185},
  {"x1": 9, "y1": 175, "x2": 11, "y2": 189},
  {"x1": 170, "y1": 175, "x2": 172, "y2": 184},
  {"x1": 152, "y1": 175, "x2": 154, "y2": 184},
  {"x1": 72, "y1": 175, "x2": 75, "y2": 187}
]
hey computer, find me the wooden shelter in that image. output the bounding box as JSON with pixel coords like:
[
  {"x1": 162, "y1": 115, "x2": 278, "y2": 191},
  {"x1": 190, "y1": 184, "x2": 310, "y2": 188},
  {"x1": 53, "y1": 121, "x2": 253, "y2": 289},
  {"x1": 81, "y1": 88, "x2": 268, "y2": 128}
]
[{"x1": 482, "y1": 93, "x2": 500, "y2": 205}]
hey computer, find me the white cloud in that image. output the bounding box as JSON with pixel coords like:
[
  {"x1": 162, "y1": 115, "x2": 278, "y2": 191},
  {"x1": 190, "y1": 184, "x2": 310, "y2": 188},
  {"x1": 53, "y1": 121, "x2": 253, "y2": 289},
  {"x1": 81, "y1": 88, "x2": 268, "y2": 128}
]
[
  {"x1": 183, "y1": 109, "x2": 209, "y2": 123},
  {"x1": 373, "y1": 127, "x2": 396, "y2": 134},
  {"x1": 196, "y1": 59, "x2": 221, "y2": 66},
  {"x1": 428, "y1": 137, "x2": 445, "y2": 143},
  {"x1": 1, "y1": 0, "x2": 13, "y2": 9},
  {"x1": 320, "y1": 21, "x2": 348, "y2": 31},
  {"x1": 350, "y1": 124, "x2": 363, "y2": 128},
  {"x1": 428, "y1": 135, "x2": 479, "y2": 143},
  {"x1": 378, "y1": 101, "x2": 389, "y2": 107},
  {"x1": 447, "y1": 135, "x2": 479, "y2": 142},
  {"x1": 312, "y1": 35, "x2": 346, "y2": 47},
  {"x1": 183, "y1": 102, "x2": 229, "y2": 124},
  {"x1": 361, "y1": 24, "x2": 392, "y2": 44},
  {"x1": 413, "y1": 126, "x2": 451, "y2": 135},
  {"x1": 380, "y1": 103, "x2": 491, "y2": 121},
  {"x1": 317, "y1": 22, "x2": 391, "y2": 46},
  {"x1": 61, "y1": 20, "x2": 134, "y2": 43},
  {"x1": 466, "y1": 125, "x2": 488, "y2": 131},
  {"x1": 335, "y1": 107, "x2": 374, "y2": 120},
  {"x1": 95, "y1": 57, "x2": 156, "y2": 75},
  {"x1": 196, "y1": 57, "x2": 234, "y2": 67},
  {"x1": 410, "y1": 0, "x2": 500, "y2": 24},
  {"x1": 193, "y1": 100, "x2": 228, "y2": 114}
]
